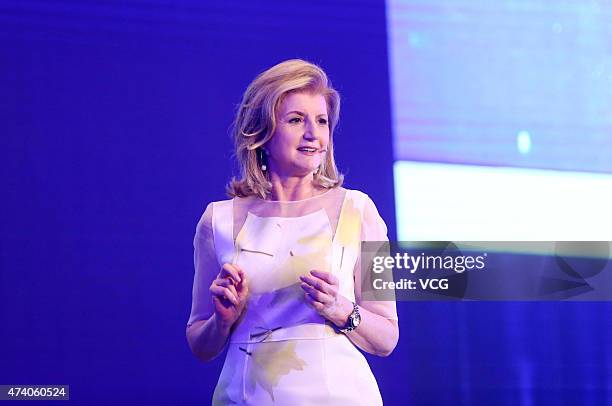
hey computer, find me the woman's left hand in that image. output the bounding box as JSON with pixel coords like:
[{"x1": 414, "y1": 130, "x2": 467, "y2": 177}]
[{"x1": 300, "y1": 270, "x2": 353, "y2": 328}]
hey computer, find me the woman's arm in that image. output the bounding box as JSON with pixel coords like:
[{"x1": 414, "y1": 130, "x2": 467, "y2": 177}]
[
  {"x1": 186, "y1": 264, "x2": 249, "y2": 362},
  {"x1": 334, "y1": 294, "x2": 399, "y2": 357},
  {"x1": 186, "y1": 314, "x2": 232, "y2": 362},
  {"x1": 301, "y1": 271, "x2": 399, "y2": 356},
  {"x1": 300, "y1": 193, "x2": 399, "y2": 356},
  {"x1": 348, "y1": 307, "x2": 399, "y2": 357}
]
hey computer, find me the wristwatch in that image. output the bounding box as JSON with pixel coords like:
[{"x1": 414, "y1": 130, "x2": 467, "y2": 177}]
[{"x1": 339, "y1": 302, "x2": 361, "y2": 333}]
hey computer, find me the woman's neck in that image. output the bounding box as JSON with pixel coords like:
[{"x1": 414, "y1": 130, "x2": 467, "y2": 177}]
[{"x1": 268, "y1": 173, "x2": 321, "y2": 202}]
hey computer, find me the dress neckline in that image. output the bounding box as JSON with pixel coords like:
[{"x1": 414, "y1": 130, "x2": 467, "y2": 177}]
[{"x1": 258, "y1": 188, "x2": 334, "y2": 203}]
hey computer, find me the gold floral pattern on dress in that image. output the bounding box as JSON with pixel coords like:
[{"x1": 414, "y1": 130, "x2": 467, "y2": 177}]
[
  {"x1": 335, "y1": 196, "x2": 362, "y2": 248},
  {"x1": 246, "y1": 341, "x2": 307, "y2": 402}
]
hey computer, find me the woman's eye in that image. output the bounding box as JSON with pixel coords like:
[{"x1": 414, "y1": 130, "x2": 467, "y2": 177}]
[
  {"x1": 288, "y1": 117, "x2": 302, "y2": 124},
  {"x1": 318, "y1": 118, "x2": 328, "y2": 125}
]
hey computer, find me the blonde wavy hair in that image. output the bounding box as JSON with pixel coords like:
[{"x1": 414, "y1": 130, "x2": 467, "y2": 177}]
[{"x1": 227, "y1": 59, "x2": 344, "y2": 199}]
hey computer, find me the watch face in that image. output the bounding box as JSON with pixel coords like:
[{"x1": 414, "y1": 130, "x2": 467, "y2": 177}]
[{"x1": 351, "y1": 312, "x2": 361, "y2": 328}]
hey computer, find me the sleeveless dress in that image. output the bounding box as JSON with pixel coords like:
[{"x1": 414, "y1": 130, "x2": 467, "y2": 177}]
[{"x1": 188, "y1": 187, "x2": 397, "y2": 405}]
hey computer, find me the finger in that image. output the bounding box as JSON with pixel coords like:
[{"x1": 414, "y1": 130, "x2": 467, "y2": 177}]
[
  {"x1": 300, "y1": 275, "x2": 334, "y2": 296},
  {"x1": 310, "y1": 270, "x2": 338, "y2": 286},
  {"x1": 212, "y1": 295, "x2": 230, "y2": 308},
  {"x1": 214, "y1": 278, "x2": 243, "y2": 302},
  {"x1": 236, "y1": 268, "x2": 248, "y2": 289},
  {"x1": 215, "y1": 278, "x2": 234, "y2": 288},
  {"x1": 237, "y1": 276, "x2": 249, "y2": 301},
  {"x1": 300, "y1": 282, "x2": 330, "y2": 304},
  {"x1": 212, "y1": 295, "x2": 236, "y2": 311},
  {"x1": 210, "y1": 284, "x2": 239, "y2": 306},
  {"x1": 235, "y1": 266, "x2": 246, "y2": 280},
  {"x1": 221, "y1": 263, "x2": 242, "y2": 284},
  {"x1": 220, "y1": 263, "x2": 242, "y2": 284},
  {"x1": 304, "y1": 293, "x2": 325, "y2": 311},
  {"x1": 227, "y1": 284, "x2": 239, "y2": 301}
]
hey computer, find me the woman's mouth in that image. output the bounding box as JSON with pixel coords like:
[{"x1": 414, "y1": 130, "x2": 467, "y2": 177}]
[{"x1": 297, "y1": 146, "x2": 321, "y2": 156}]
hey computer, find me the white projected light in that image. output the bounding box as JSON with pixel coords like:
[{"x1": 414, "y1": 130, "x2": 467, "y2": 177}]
[
  {"x1": 517, "y1": 131, "x2": 531, "y2": 155},
  {"x1": 394, "y1": 161, "x2": 612, "y2": 241}
]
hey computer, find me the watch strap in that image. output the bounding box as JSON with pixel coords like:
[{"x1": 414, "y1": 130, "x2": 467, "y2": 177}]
[{"x1": 339, "y1": 302, "x2": 360, "y2": 334}]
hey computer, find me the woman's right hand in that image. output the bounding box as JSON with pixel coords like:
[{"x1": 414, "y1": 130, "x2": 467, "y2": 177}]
[{"x1": 209, "y1": 263, "x2": 249, "y2": 331}]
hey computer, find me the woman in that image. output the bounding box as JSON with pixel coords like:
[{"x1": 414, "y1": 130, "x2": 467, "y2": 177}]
[{"x1": 186, "y1": 59, "x2": 398, "y2": 405}]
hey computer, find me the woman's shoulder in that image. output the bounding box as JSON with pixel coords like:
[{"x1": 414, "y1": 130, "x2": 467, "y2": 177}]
[
  {"x1": 194, "y1": 197, "x2": 236, "y2": 236},
  {"x1": 200, "y1": 197, "x2": 233, "y2": 215},
  {"x1": 338, "y1": 187, "x2": 375, "y2": 206}
]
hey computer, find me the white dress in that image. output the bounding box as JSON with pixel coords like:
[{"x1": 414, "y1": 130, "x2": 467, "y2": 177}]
[{"x1": 188, "y1": 187, "x2": 397, "y2": 405}]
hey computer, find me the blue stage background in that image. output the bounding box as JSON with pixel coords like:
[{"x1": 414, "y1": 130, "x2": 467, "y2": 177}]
[{"x1": 1, "y1": 1, "x2": 610, "y2": 405}]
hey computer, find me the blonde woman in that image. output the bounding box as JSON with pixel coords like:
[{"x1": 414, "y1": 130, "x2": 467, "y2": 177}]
[{"x1": 187, "y1": 59, "x2": 398, "y2": 405}]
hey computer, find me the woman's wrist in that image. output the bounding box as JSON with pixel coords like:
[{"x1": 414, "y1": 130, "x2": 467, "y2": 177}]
[
  {"x1": 330, "y1": 296, "x2": 354, "y2": 327},
  {"x1": 213, "y1": 313, "x2": 233, "y2": 336}
]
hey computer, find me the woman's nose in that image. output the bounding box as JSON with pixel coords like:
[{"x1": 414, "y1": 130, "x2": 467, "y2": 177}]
[
  {"x1": 303, "y1": 119, "x2": 318, "y2": 140},
  {"x1": 303, "y1": 130, "x2": 316, "y2": 140}
]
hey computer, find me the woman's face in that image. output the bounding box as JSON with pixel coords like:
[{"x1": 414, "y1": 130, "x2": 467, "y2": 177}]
[{"x1": 265, "y1": 91, "x2": 330, "y2": 178}]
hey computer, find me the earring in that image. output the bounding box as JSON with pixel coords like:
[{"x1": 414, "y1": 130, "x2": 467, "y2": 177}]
[{"x1": 258, "y1": 148, "x2": 267, "y2": 171}]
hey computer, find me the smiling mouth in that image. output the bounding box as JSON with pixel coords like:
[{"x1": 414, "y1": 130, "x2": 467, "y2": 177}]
[{"x1": 297, "y1": 147, "x2": 320, "y2": 153}]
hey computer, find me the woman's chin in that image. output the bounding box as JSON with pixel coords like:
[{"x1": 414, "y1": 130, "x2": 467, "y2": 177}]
[{"x1": 289, "y1": 163, "x2": 320, "y2": 177}]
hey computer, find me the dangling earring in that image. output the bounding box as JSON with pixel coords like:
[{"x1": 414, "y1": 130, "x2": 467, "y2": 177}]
[{"x1": 258, "y1": 148, "x2": 267, "y2": 171}]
